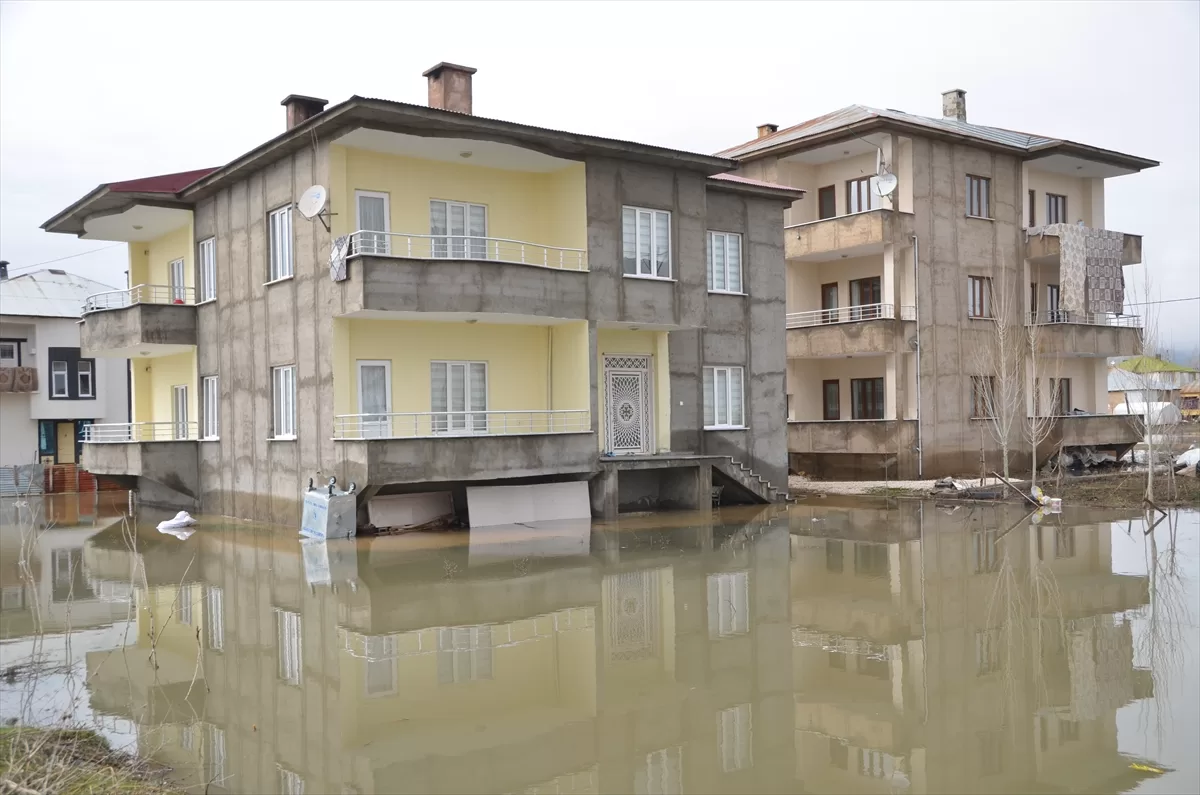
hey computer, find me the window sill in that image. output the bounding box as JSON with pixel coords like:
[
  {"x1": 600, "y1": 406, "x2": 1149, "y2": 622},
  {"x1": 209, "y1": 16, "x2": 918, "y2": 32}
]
[
  {"x1": 195, "y1": 298, "x2": 217, "y2": 307},
  {"x1": 704, "y1": 425, "x2": 747, "y2": 431},
  {"x1": 269, "y1": 435, "x2": 297, "y2": 442},
  {"x1": 623, "y1": 273, "x2": 675, "y2": 283},
  {"x1": 264, "y1": 276, "x2": 295, "y2": 287},
  {"x1": 708, "y1": 290, "x2": 747, "y2": 297},
  {"x1": 969, "y1": 316, "x2": 996, "y2": 321},
  {"x1": 965, "y1": 214, "x2": 994, "y2": 222},
  {"x1": 201, "y1": 437, "x2": 220, "y2": 442}
]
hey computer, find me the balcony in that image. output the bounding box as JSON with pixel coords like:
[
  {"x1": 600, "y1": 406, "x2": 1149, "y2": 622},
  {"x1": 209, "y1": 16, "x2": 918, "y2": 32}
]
[
  {"x1": 786, "y1": 304, "x2": 916, "y2": 359},
  {"x1": 80, "y1": 285, "x2": 197, "y2": 357},
  {"x1": 342, "y1": 231, "x2": 589, "y2": 318},
  {"x1": 81, "y1": 422, "x2": 200, "y2": 507},
  {"x1": 1046, "y1": 414, "x2": 1140, "y2": 451},
  {"x1": 0, "y1": 366, "x2": 38, "y2": 394},
  {"x1": 785, "y1": 209, "x2": 914, "y2": 262},
  {"x1": 1028, "y1": 310, "x2": 1142, "y2": 357},
  {"x1": 333, "y1": 409, "x2": 590, "y2": 439},
  {"x1": 1026, "y1": 229, "x2": 1142, "y2": 267},
  {"x1": 84, "y1": 421, "x2": 198, "y2": 442}
]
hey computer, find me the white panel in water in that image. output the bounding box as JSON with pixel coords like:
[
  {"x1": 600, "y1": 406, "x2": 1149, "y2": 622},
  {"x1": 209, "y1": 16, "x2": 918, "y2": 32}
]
[
  {"x1": 466, "y1": 481, "x2": 591, "y2": 528},
  {"x1": 367, "y1": 491, "x2": 453, "y2": 529},
  {"x1": 468, "y1": 518, "x2": 592, "y2": 567}
]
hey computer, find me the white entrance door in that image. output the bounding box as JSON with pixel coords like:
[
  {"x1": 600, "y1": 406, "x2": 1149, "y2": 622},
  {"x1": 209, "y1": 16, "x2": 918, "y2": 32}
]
[
  {"x1": 357, "y1": 360, "x2": 392, "y2": 438},
  {"x1": 169, "y1": 258, "x2": 186, "y2": 303},
  {"x1": 172, "y1": 385, "x2": 189, "y2": 439},
  {"x1": 604, "y1": 355, "x2": 652, "y2": 454}
]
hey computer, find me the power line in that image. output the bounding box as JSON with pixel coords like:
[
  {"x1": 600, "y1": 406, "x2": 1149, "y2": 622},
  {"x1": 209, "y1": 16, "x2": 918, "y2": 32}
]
[
  {"x1": 6, "y1": 243, "x2": 125, "y2": 272},
  {"x1": 1125, "y1": 297, "x2": 1200, "y2": 307}
]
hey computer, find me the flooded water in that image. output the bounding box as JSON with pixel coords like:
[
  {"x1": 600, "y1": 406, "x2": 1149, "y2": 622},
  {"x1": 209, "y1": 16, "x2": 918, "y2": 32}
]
[{"x1": 0, "y1": 492, "x2": 1196, "y2": 794}]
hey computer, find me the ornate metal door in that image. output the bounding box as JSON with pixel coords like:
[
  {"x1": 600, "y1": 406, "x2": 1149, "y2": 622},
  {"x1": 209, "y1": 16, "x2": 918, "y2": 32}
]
[{"x1": 604, "y1": 355, "x2": 651, "y2": 454}]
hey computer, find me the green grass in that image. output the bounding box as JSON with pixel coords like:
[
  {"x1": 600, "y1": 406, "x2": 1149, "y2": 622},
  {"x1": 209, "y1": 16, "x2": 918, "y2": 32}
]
[{"x1": 0, "y1": 726, "x2": 182, "y2": 795}]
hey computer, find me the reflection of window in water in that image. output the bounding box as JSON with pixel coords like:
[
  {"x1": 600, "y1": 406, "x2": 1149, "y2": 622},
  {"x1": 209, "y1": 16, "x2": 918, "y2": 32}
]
[
  {"x1": 437, "y1": 626, "x2": 493, "y2": 684},
  {"x1": 825, "y1": 540, "x2": 844, "y2": 573},
  {"x1": 1058, "y1": 717, "x2": 1079, "y2": 743},
  {"x1": 717, "y1": 703, "x2": 753, "y2": 772},
  {"x1": 522, "y1": 765, "x2": 599, "y2": 795},
  {"x1": 50, "y1": 548, "x2": 94, "y2": 602},
  {"x1": 978, "y1": 730, "x2": 1004, "y2": 775},
  {"x1": 0, "y1": 586, "x2": 26, "y2": 611},
  {"x1": 853, "y1": 543, "x2": 888, "y2": 577},
  {"x1": 635, "y1": 746, "x2": 683, "y2": 795},
  {"x1": 180, "y1": 723, "x2": 194, "y2": 751},
  {"x1": 177, "y1": 584, "x2": 193, "y2": 626},
  {"x1": 857, "y1": 748, "x2": 898, "y2": 779},
  {"x1": 972, "y1": 528, "x2": 1000, "y2": 573},
  {"x1": 707, "y1": 571, "x2": 750, "y2": 638},
  {"x1": 1055, "y1": 527, "x2": 1076, "y2": 558},
  {"x1": 365, "y1": 635, "x2": 398, "y2": 696},
  {"x1": 829, "y1": 738, "x2": 849, "y2": 769},
  {"x1": 607, "y1": 570, "x2": 661, "y2": 662},
  {"x1": 206, "y1": 586, "x2": 224, "y2": 651},
  {"x1": 858, "y1": 653, "x2": 889, "y2": 680},
  {"x1": 275, "y1": 609, "x2": 303, "y2": 685},
  {"x1": 204, "y1": 724, "x2": 225, "y2": 785},
  {"x1": 976, "y1": 628, "x2": 1001, "y2": 675},
  {"x1": 829, "y1": 650, "x2": 847, "y2": 670},
  {"x1": 278, "y1": 764, "x2": 305, "y2": 795}
]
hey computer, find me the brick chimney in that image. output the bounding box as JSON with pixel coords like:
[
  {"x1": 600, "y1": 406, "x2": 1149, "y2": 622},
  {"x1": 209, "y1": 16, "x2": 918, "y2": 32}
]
[
  {"x1": 942, "y1": 89, "x2": 967, "y2": 122},
  {"x1": 424, "y1": 62, "x2": 477, "y2": 114},
  {"x1": 757, "y1": 123, "x2": 779, "y2": 139},
  {"x1": 281, "y1": 94, "x2": 329, "y2": 130}
]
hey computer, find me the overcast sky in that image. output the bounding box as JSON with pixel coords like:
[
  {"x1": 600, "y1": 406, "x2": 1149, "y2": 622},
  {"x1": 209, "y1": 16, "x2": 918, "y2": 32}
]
[{"x1": 2, "y1": 1, "x2": 1197, "y2": 356}]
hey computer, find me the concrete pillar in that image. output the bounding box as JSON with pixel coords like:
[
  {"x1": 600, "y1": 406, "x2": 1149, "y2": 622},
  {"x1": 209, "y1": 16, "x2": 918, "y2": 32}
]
[
  {"x1": 883, "y1": 242, "x2": 897, "y2": 312},
  {"x1": 885, "y1": 354, "x2": 898, "y2": 420},
  {"x1": 881, "y1": 135, "x2": 896, "y2": 212},
  {"x1": 588, "y1": 467, "x2": 619, "y2": 519}
]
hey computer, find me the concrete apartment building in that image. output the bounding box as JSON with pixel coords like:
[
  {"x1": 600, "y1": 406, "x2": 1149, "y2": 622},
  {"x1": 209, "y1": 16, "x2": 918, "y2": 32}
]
[
  {"x1": 0, "y1": 266, "x2": 130, "y2": 472},
  {"x1": 43, "y1": 63, "x2": 799, "y2": 523},
  {"x1": 719, "y1": 90, "x2": 1158, "y2": 478}
]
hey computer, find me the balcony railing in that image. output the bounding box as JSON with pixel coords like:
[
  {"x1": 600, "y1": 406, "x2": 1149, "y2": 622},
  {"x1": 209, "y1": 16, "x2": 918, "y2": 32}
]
[
  {"x1": 333, "y1": 409, "x2": 591, "y2": 440},
  {"x1": 83, "y1": 284, "x2": 196, "y2": 314},
  {"x1": 349, "y1": 231, "x2": 587, "y2": 271},
  {"x1": 1028, "y1": 310, "x2": 1141, "y2": 328},
  {"x1": 84, "y1": 421, "x2": 198, "y2": 443},
  {"x1": 785, "y1": 303, "x2": 916, "y2": 329}
]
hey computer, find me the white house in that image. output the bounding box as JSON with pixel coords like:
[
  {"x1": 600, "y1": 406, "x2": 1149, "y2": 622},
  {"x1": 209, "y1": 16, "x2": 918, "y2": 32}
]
[{"x1": 0, "y1": 265, "x2": 129, "y2": 467}]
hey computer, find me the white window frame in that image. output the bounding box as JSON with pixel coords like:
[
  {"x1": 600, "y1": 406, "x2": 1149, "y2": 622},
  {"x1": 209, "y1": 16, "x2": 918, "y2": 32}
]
[
  {"x1": 197, "y1": 237, "x2": 216, "y2": 303},
  {"x1": 622, "y1": 206, "x2": 672, "y2": 279},
  {"x1": 0, "y1": 341, "x2": 17, "y2": 367},
  {"x1": 703, "y1": 366, "x2": 745, "y2": 429},
  {"x1": 430, "y1": 360, "x2": 488, "y2": 435},
  {"x1": 77, "y1": 360, "x2": 93, "y2": 398},
  {"x1": 429, "y1": 199, "x2": 487, "y2": 259},
  {"x1": 201, "y1": 376, "x2": 219, "y2": 440},
  {"x1": 271, "y1": 366, "x2": 296, "y2": 439},
  {"x1": 51, "y1": 361, "x2": 69, "y2": 397},
  {"x1": 275, "y1": 608, "x2": 302, "y2": 685},
  {"x1": 717, "y1": 703, "x2": 753, "y2": 773},
  {"x1": 356, "y1": 360, "x2": 392, "y2": 438},
  {"x1": 968, "y1": 275, "x2": 992, "y2": 319},
  {"x1": 172, "y1": 384, "x2": 189, "y2": 440},
  {"x1": 708, "y1": 231, "x2": 743, "y2": 294},
  {"x1": 355, "y1": 190, "x2": 392, "y2": 256},
  {"x1": 364, "y1": 634, "x2": 398, "y2": 697},
  {"x1": 278, "y1": 766, "x2": 305, "y2": 795},
  {"x1": 168, "y1": 257, "x2": 187, "y2": 303},
  {"x1": 206, "y1": 585, "x2": 224, "y2": 651},
  {"x1": 177, "y1": 584, "x2": 193, "y2": 626},
  {"x1": 707, "y1": 571, "x2": 750, "y2": 638},
  {"x1": 204, "y1": 724, "x2": 226, "y2": 785},
  {"x1": 268, "y1": 205, "x2": 294, "y2": 282}
]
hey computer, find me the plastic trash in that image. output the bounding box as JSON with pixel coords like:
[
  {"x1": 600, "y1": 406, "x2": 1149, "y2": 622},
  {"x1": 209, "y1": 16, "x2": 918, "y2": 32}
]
[
  {"x1": 157, "y1": 511, "x2": 197, "y2": 531},
  {"x1": 1176, "y1": 446, "x2": 1200, "y2": 470}
]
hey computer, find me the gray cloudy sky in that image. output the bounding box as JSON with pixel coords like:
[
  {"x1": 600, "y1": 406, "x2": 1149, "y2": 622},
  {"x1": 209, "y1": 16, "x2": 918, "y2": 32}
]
[{"x1": 2, "y1": 0, "x2": 1197, "y2": 355}]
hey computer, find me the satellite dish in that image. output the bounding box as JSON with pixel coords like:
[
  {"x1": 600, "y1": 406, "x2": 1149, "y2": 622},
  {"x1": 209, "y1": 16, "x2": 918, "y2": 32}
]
[
  {"x1": 873, "y1": 172, "x2": 898, "y2": 197},
  {"x1": 297, "y1": 185, "x2": 327, "y2": 220}
]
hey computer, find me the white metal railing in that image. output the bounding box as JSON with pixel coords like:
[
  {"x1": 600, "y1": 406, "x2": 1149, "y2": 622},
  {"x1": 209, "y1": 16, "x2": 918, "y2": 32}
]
[
  {"x1": 349, "y1": 231, "x2": 587, "y2": 271},
  {"x1": 84, "y1": 421, "x2": 199, "y2": 443},
  {"x1": 333, "y1": 409, "x2": 590, "y2": 440},
  {"x1": 83, "y1": 284, "x2": 196, "y2": 313},
  {"x1": 785, "y1": 303, "x2": 894, "y2": 328},
  {"x1": 1028, "y1": 310, "x2": 1141, "y2": 328}
]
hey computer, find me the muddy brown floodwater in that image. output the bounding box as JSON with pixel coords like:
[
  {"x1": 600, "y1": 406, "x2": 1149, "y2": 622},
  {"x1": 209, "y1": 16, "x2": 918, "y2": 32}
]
[{"x1": 1, "y1": 492, "x2": 1196, "y2": 794}]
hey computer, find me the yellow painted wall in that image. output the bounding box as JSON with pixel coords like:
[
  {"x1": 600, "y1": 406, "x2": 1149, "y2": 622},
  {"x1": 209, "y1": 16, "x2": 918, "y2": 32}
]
[
  {"x1": 550, "y1": 321, "x2": 590, "y2": 412},
  {"x1": 137, "y1": 585, "x2": 204, "y2": 657},
  {"x1": 131, "y1": 364, "x2": 153, "y2": 425},
  {"x1": 128, "y1": 222, "x2": 195, "y2": 290},
  {"x1": 136, "y1": 351, "x2": 197, "y2": 426},
  {"x1": 788, "y1": 356, "x2": 892, "y2": 421},
  {"x1": 1025, "y1": 167, "x2": 1102, "y2": 228},
  {"x1": 596, "y1": 329, "x2": 671, "y2": 452},
  {"x1": 330, "y1": 146, "x2": 586, "y2": 251},
  {"x1": 779, "y1": 147, "x2": 914, "y2": 225}
]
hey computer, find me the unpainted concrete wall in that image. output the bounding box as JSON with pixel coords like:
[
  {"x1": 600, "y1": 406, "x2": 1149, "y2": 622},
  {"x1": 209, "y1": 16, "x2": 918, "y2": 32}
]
[{"x1": 81, "y1": 305, "x2": 197, "y2": 355}]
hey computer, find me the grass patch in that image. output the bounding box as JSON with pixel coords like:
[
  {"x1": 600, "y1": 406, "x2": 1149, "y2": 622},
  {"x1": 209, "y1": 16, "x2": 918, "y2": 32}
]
[
  {"x1": 862, "y1": 486, "x2": 926, "y2": 498},
  {"x1": 1044, "y1": 473, "x2": 1200, "y2": 509},
  {"x1": 0, "y1": 726, "x2": 181, "y2": 795}
]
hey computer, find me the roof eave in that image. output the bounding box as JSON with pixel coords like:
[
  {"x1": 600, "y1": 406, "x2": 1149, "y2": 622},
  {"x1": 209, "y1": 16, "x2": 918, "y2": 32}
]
[
  {"x1": 41, "y1": 185, "x2": 112, "y2": 235},
  {"x1": 706, "y1": 181, "x2": 805, "y2": 202},
  {"x1": 1027, "y1": 141, "x2": 1159, "y2": 173}
]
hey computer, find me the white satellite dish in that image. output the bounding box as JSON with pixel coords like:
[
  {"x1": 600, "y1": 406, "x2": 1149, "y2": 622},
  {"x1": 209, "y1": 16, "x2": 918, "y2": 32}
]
[
  {"x1": 873, "y1": 171, "x2": 898, "y2": 198},
  {"x1": 297, "y1": 185, "x2": 327, "y2": 219}
]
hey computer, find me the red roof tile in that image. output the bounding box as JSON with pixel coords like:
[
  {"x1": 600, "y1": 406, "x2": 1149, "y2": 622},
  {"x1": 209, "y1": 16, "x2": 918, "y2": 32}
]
[
  {"x1": 107, "y1": 168, "x2": 219, "y2": 194},
  {"x1": 708, "y1": 172, "x2": 803, "y2": 194}
]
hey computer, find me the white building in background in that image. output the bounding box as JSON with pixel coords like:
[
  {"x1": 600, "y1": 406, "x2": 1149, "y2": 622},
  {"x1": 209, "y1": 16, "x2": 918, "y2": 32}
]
[{"x1": 0, "y1": 264, "x2": 129, "y2": 467}]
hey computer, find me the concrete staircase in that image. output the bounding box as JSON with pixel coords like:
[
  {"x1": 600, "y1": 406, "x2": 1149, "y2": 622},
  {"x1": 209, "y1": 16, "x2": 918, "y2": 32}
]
[{"x1": 713, "y1": 457, "x2": 795, "y2": 504}]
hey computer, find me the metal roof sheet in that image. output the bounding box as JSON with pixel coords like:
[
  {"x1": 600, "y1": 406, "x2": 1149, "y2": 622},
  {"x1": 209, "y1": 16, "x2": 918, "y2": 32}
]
[
  {"x1": 0, "y1": 269, "x2": 119, "y2": 319},
  {"x1": 707, "y1": 172, "x2": 804, "y2": 194}
]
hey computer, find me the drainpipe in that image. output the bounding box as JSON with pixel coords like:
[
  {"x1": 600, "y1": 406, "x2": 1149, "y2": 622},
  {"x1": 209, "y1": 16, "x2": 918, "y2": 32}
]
[{"x1": 911, "y1": 234, "x2": 923, "y2": 477}]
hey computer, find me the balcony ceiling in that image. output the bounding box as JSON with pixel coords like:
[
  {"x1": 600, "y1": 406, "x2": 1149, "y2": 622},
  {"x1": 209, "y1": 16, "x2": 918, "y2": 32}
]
[
  {"x1": 334, "y1": 128, "x2": 577, "y2": 173},
  {"x1": 343, "y1": 309, "x2": 577, "y2": 325},
  {"x1": 1028, "y1": 153, "x2": 1136, "y2": 179},
  {"x1": 82, "y1": 205, "x2": 191, "y2": 242},
  {"x1": 779, "y1": 133, "x2": 889, "y2": 165}
]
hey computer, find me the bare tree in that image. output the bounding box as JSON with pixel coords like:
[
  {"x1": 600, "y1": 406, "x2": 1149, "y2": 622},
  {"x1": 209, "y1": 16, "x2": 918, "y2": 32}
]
[
  {"x1": 1024, "y1": 320, "x2": 1061, "y2": 488},
  {"x1": 973, "y1": 270, "x2": 1024, "y2": 480}
]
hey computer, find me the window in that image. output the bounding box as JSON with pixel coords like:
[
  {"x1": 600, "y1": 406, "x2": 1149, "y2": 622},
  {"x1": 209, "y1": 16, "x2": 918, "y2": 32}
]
[
  {"x1": 169, "y1": 257, "x2": 186, "y2": 303},
  {"x1": 971, "y1": 375, "x2": 996, "y2": 419},
  {"x1": 180, "y1": 723, "x2": 194, "y2": 751},
  {"x1": 823, "y1": 380, "x2": 841, "y2": 421},
  {"x1": 197, "y1": 237, "x2": 216, "y2": 302},
  {"x1": 707, "y1": 231, "x2": 742, "y2": 293},
  {"x1": 968, "y1": 275, "x2": 992, "y2": 318},
  {"x1": 355, "y1": 190, "x2": 391, "y2": 255},
  {"x1": 846, "y1": 176, "x2": 878, "y2": 214},
  {"x1": 1049, "y1": 377, "x2": 1071, "y2": 415},
  {"x1": 1046, "y1": 284, "x2": 1061, "y2": 321},
  {"x1": 1058, "y1": 717, "x2": 1079, "y2": 743},
  {"x1": 278, "y1": 766, "x2": 305, "y2": 795},
  {"x1": 817, "y1": 185, "x2": 837, "y2": 219},
  {"x1": 1046, "y1": 193, "x2": 1067, "y2": 225},
  {"x1": 703, "y1": 366, "x2": 745, "y2": 429},
  {"x1": 206, "y1": 586, "x2": 224, "y2": 651},
  {"x1": 717, "y1": 703, "x2": 753, "y2": 772},
  {"x1": 431, "y1": 361, "x2": 487, "y2": 434},
  {"x1": 77, "y1": 361, "x2": 93, "y2": 398},
  {"x1": 966, "y1": 175, "x2": 991, "y2": 218},
  {"x1": 177, "y1": 584, "x2": 193, "y2": 626},
  {"x1": 622, "y1": 206, "x2": 671, "y2": 278},
  {"x1": 51, "y1": 548, "x2": 93, "y2": 602},
  {"x1": 172, "y1": 385, "x2": 189, "y2": 440},
  {"x1": 850, "y1": 377, "x2": 884, "y2": 420},
  {"x1": 637, "y1": 747, "x2": 684, "y2": 795},
  {"x1": 849, "y1": 276, "x2": 882, "y2": 319},
  {"x1": 364, "y1": 635, "x2": 397, "y2": 696},
  {"x1": 857, "y1": 749, "x2": 897, "y2": 780},
  {"x1": 201, "y1": 376, "x2": 219, "y2": 439},
  {"x1": 972, "y1": 528, "x2": 1000, "y2": 573},
  {"x1": 51, "y1": 361, "x2": 69, "y2": 397},
  {"x1": 204, "y1": 724, "x2": 226, "y2": 785},
  {"x1": 276, "y1": 609, "x2": 302, "y2": 685},
  {"x1": 854, "y1": 543, "x2": 888, "y2": 577},
  {"x1": 820, "y1": 282, "x2": 838, "y2": 323},
  {"x1": 437, "y1": 626, "x2": 493, "y2": 683},
  {"x1": 0, "y1": 341, "x2": 17, "y2": 367},
  {"x1": 825, "y1": 540, "x2": 844, "y2": 573},
  {"x1": 268, "y1": 205, "x2": 293, "y2": 281},
  {"x1": 430, "y1": 199, "x2": 486, "y2": 259},
  {"x1": 976, "y1": 628, "x2": 1001, "y2": 675},
  {"x1": 707, "y1": 571, "x2": 750, "y2": 638},
  {"x1": 271, "y1": 366, "x2": 296, "y2": 439},
  {"x1": 1028, "y1": 189, "x2": 1036, "y2": 227}
]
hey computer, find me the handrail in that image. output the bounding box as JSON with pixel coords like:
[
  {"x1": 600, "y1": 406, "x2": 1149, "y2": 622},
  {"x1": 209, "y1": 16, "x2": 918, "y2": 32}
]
[
  {"x1": 333, "y1": 409, "x2": 590, "y2": 440},
  {"x1": 1028, "y1": 310, "x2": 1141, "y2": 328},
  {"x1": 348, "y1": 230, "x2": 588, "y2": 271},
  {"x1": 83, "y1": 284, "x2": 196, "y2": 314},
  {"x1": 84, "y1": 421, "x2": 198, "y2": 442},
  {"x1": 784, "y1": 207, "x2": 892, "y2": 230},
  {"x1": 785, "y1": 302, "x2": 894, "y2": 328}
]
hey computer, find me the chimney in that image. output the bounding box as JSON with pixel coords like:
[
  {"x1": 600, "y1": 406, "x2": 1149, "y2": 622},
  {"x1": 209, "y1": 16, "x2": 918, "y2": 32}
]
[
  {"x1": 0, "y1": 261, "x2": 8, "y2": 281},
  {"x1": 942, "y1": 89, "x2": 967, "y2": 122},
  {"x1": 281, "y1": 94, "x2": 329, "y2": 130},
  {"x1": 756, "y1": 123, "x2": 779, "y2": 139},
  {"x1": 424, "y1": 62, "x2": 477, "y2": 114}
]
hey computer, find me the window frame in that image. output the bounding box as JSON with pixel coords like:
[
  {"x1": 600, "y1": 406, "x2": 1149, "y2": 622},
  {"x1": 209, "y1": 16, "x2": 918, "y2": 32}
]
[
  {"x1": 271, "y1": 365, "x2": 297, "y2": 440},
  {"x1": 201, "y1": 375, "x2": 220, "y2": 440},
  {"x1": 267, "y1": 205, "x2": 294, "y2": 282},
  {"x1": 817, "y1": 185, "x2": 837, "y2": 220},
  {"x1": 622, "y1": 205, "x2": 672, "y2": 279},
  {"x1": 850, "y1": 377, "x2": 885, "y2": 420},
  {"x1": 1049, "y1": 377, "x2": 1071, "y2": 416},
  {"x1": 0, "y1": 339, "x2": 21, "y2": 367},
  {"x1": 971, "y1": 375, "x2": 996, "y2": 419},
  {"x1": 966, "y1": 174, "x2": 992, "y2": 219},
  {"x1": 1028, "y1": 189, "x2": 1036, "y2": 227},
  {"x1": 846, "y1": 176, "x2": 878, "y2": 215},
  {"x1": 822, "y1": 379, "x2": 841, "y2": 421},
  {"x1": 1046, "y1": 193, "x2": 1067, "y2": 225},
  {"x1": 172, "y1": 384, "x2": 189, "y2": 440},
  {"x1": 707, "y1": 231, "x2": 743, "y2": 294},
  {"x1": 355, "y1": 190, "x2": 392, "y2": 256},
  {"x1": 429, "y1": 198, "x2": 488, "y2": 259},
  {"x1": 430, "y1": 360, "x2": 488, "y2": 435},
  {"x1": 76, "y1": 360, "x2": 93, "y2": 398},
  {"x1": 51, "y1": 361, "x2": 69, "y2": 398},
  {"x1": 707, "y1": 571, "x2": 750, "y2": 638},
  {"x1": 275, "y1": 608, "x2": 303, "y2": 686},
  {"x1": 968, "y1": 275, "x2": 993, "y2": 319},
  {"x1": 703, "y1": 365, "x2": 746, "y2": 429},
  {"x1": 197, "y1": 237, "x2": 216, "y2": 303}
]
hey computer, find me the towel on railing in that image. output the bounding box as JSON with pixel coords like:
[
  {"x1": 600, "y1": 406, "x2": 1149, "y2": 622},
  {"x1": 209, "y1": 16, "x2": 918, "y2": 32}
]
[
  {"x1": 329, "y1": 235, "x2": 350, "y2": 282},
  {"x1": 0, "y1": 366, "x2": 38, "y2": 393},
  {"x1": 1031, "y1": 224, "x2": 1125, "y2": 315}
]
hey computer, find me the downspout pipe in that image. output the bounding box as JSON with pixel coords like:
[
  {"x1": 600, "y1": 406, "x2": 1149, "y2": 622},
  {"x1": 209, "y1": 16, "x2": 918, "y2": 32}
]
[{"x1": 911, "y1": 233, "x2": 923, "y2": 477}]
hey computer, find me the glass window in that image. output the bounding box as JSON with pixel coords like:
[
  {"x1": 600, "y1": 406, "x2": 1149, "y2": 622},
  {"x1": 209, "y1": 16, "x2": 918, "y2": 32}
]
[
  {"x1": 707, "y1": 231, "x2": 742, "y2": 293},
  {"x1": 430, "y1": 361, "x2": 487, "y2": 434},
  {"x1": 77, "y1": 361, "x2": 93, "y2": 397},
  {"x1": 201, "y1": 376, "x2": 219, "y2": 439},
  {"x1": 0, "y1": 341, "x2": 17, "y2": 367},
  {"x1": 966, "y1": 175, "x2": 991, "y2": 218},
  {"x1": 846, "y1": 176, "x2": 879, "y2": 214},
  {"x1": 703, "y1": 366, "x2": 745, "y2": 428},
  {"x1": 364, "y1": 635, "x2": 397, "y2": 696},
  {"x1": 823, "y1": 380, "x2": 841, "y2": 421},
  {"x1": 272, "y1": 366, "x2": 296, "y2": 439},
  {"x1": 356, "y1": 191, "x2": 391, "y2": 255},
  {"x1": 850, "y1": 378, "x2": 884, "y2": 420},
  {"x1": 51, "y1": 361, "x2": 69, "y2": 397},
  {"x1": 1046, "y1": 193, "x2": 1068, "y2": 225},
  {"x1": 968, "y1": 275, "x2": 992, "y2": 318},
  {"x1": 268, "y1": 206, "x2": 293, "y2": 281},
  {"x1": 622, "y1": 206, "x2": 671, "y2": 278},
  {"x1": 198, "y1": 237, "x2": 216, "y2": 302},
  {"x1": 430, "y1": 200, "x2": 486, "y2": 259},
  {"x1": 971, "y1": 376, "x2": 996, "y2": 419},
  {"x1": 437, "y1": 626, "x2": 493, "y2": 684}
]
